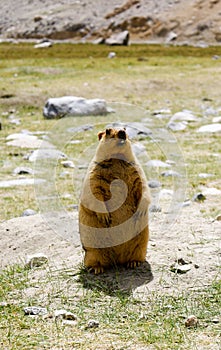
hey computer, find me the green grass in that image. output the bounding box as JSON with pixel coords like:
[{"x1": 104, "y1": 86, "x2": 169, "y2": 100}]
[
  {"x1": 0, "y1": 264, "x2": 220, "y2": 349},
  {"x1": 0, "y1": 42, "x2": 221, "y2": 348}
]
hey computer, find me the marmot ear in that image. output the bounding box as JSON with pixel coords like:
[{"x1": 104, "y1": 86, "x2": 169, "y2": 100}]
[{"x1": 98, "y1": 131, "x2": 104, "y2": 140}]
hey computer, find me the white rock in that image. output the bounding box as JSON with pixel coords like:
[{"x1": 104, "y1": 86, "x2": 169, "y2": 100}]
[
  {"x1": 170, "y1": 110, "x2": 198, "y2": 122},
  {"x1": 61, "y1": 160, "x2": 75, "y2": 168},
  {"x1": 34, "y1": 41, "x2": 52, "y2": 49},
  {"x1": 6, "y1": 133, "x2": 42, "y2": 148},
  {"x1": 167, "y1": 121, "x2": 187, "y2": 131},
  {"x1": 212, "y1": 116, "x2": 221, "y2": 123},
  {"x1": 197, "y1": 124, "x2": 221, "y2": 133}
]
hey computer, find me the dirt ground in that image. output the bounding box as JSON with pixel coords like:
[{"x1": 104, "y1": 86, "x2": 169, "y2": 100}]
[{"x1": 0, "y1": 197, "x2": 220, "y2": 295}]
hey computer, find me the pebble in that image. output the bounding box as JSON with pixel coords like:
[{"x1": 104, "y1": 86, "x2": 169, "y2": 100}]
[
  {"x1": 13, "y1": 166, "x2": 34, "y2": 175},
  {"x1": 161, "y1": 170, "x2": 181, "y2": 177},
  {"x1": 215, "y1": 214, "x2": 221, "y2": 221},
  {"x1": 170, "y1": 263, "x2": 192, "y2": 274},
  {"x1": 24, "y1": 306, "x2": 48, "y2": 316},
  {"x1": 198, "y1": 173, "x2": 214, "y2": 179},
  {"x1": 25, "y1": 253, "x2": 48, "y2": 268},
  {"x1": 170, "y1": 110, "x2": 198, "y2": 122},
  {"x1": 192, "y1": 193, "x2": 206, "y2": 202},
  {"x1": 21, "y1": 209, "x2": 37, "y2": 217},
  {"x1": 146, "y1": 160, "x2": 171, "y2": 168},
  {"x1": 185, "y1": 315, "x2": 198, "y2": 328},
  {"x1": 54, "y1": 309, "x2": 77, "y2": 325},
  {"x1": 148, "y1": 180, "x2": 161, "y2": 188},
  {"x1": 167, "y1": 121, "x2": 187, "y2": 131},
  {"x1": 61, "y1": 160, "x2": 75, "y2": 168},
  {"x1": 86, "y1": 319, "x2": 99, "y2": 329}
]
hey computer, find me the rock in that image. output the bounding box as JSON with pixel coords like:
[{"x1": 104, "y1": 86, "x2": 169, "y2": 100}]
[
  {"x1": 108, "y1": 122, "x2": 151, "y2": 139},
  {"x1": 43, "y1": 96, "x2": 112, "y2": 119},
  {"x1": 170, "y1": 263, "x2": 192, "y2": 274},
  {"x1": 148, "y1": 180, "x2": 161, "y2": 188},
  {"x1": 167, "y1": 121, "x2": 187, "y2": 131},
  {"x1": 54, "y1": 309, "x2": 77, "y2": 325},
  {"x1": 197, "y1": 124, "x2": 221, "y2": 133},
  {"x1": 6, "y1": 133, "x2": 42, "y2": 148},
  {"x1": 215, "y1": 214, "x2": 221, "y2": 221},
  {"x1": 192, "y1": 193, "x2": 206, "y2": 202},
  {"x1": 86, "y1": 319, "x2": 99, "y2": 329},
  {"x1": 198, "y1": 173, "x2": 214, "y2": 179},
  {"x1": 166, "y1": 31, "x2": 177, "y2": 42},
  {"x1": 161, "y1": 170, "x2": 181, "y2": 177},
  {"x1": 26, "y1": 253, "x2": 48, "y2": 268},
  {"x1": 28, "y1": 148, "x2": 66, "y2": 162},
  {"x1": 212, "y1": 116, "x2": 221, "y2": 123},
  {"x1": 146, "y1": 160, "x2": 171, "y2": 168},
  {"x1": 61, "y1": 160, "x2": 75, "y2": 168},
  {"x1": 202, "y1": 187, "x2": 221, "y2": 196},
  {"x1": 13, "y1": 167, "x2": 34, "y2": 175},
  {"x1": 185, "y1": 315, "x2": 199, "y2": 328},
  {"x1": 108, "y1": 51, "x2": 116, "y2": 58},
  {"x1": 105, "y1": 30, "x2": 130, "y2": 46},
  {"x1": 21, "y1": 209, "x2": 37, "y2": 217},
  {"x1": 34, "y1": 41, "x2": 52, "y2": 49},
  {"x1": 170, "y1": 110, "x2": 198, "y2": 122},
  {"x1": 0, "y1": 178, "x2": 45, "y2": 188},
  {"x1": 24, "y1": 306, "x2": 48, "y2": 316}
]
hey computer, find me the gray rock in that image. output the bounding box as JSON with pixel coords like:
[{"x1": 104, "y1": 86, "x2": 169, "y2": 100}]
[
  {"x1": 86, "y1": 319, "x2": 99, "y2": 329},
  {"x1": 105, "y1": 30, "x2": 129, "y2": 46},
  {"x1": 21, "y1": 209, "x2": 37, "y2": 217},
  {"x1": 146, "y1": 160, "x2": 171, "y2": 168},
  {"x1": 6, "y1": 133, "x2": 42, "y2": 148},
  {"x1": 61, "y1": 160, "x2": 75, "y2": 168},
  {"x1": 28, "y1": 149, "x2": 66, "y2": 162},
  {"x1": 148, "y1": 180, "x2": 161, "y2": 188},
  {"x1": 107, "y1": 122, "x2": 152, "y2": 139},
  {"x1": 43, "y1": 96, "x2": 112, "y2": 119},
  {"x1": 54, "y1": 309, "x2": 77, "y2": 324},
  {"x1": 26, "y1": 253, "x2": 48, "y2": 268},
  {"x1": 170, "y1": 263, "x2": 192, "y2": 274},
  {"x1": 24, "y1": 306, "x2": 48, "y2": 316},
  {"x1": 167, "y1": 121, "x2": 187, "y2": 131},
  {"x1": 170, "y1": 110, "x2": 198, "y2": 122},
  {"x1": 197, "y1": 124, "x2": 221, "y2": 133},
  {"x1": 13, "y1": 167, "x2": 34, "y2": 175},
  {"x1": 161, "y1": 170, "x2": 181, "y2": 177},
  {"x1": 166, "y1": 31, "x2": 177, "y2": 42}
]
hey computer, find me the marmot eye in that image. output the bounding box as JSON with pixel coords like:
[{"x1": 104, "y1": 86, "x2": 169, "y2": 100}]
[
  {"x1": 118, "y1": 130, "x2": 126, "y2": 140},
  {"x1": 105, "y1": 129, "x2": 111, "y2": 135}
]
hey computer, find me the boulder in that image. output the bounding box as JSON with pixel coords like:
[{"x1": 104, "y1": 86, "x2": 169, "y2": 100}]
[
  {"x1": 105, "y1": 30, "x2": 130, "y2": 46},
  {"x1": 43, "y1": 96, "x2": 112, "y2": 119}
]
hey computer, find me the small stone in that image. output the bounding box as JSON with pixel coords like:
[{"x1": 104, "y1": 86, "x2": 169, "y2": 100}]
[
  {"x1": 26, "y1": 253, "x2": 48, "y2": 268},
  {"x1": 167, "y1": 121, "x2": 187, "y2": 131},
  {"x1": 146, "y1": 160, "x2": 171, "y2": 168},
  {"x1": 61, "y1": 160, "x2": 75, "y2": 168},
  {"x1": 13, "y1": 167, "x2": 34, "y2": 175},
  {"x1": 170, "y1": 263, "x2": 192, "y2": 274},
  {"x1": 192, "y1": 193, "x2": 206, "y2": 202},
  {"x1": 24, "y1": 306, "x2": 48, "y2": 316},
  {"x1": 185, "y1": 315, "x2": 198, "y2": 328},
  {"x1": 161, "y1": 170, "x2": 181, "y2": 177},
  {"x1": 54, "y1": 309, "x2": 77, "y2": 324},
  {"x1": 148, "y1": 180, "x2": 161, "y2": 188},
  {"x1": 86, "y1": 319, "x2": 99, "y2": 329},
  {"x1": 211, "y1": 318, "x2": 219, "y2": 324},
  {"x1": 198, "y1": 173, "x2": 214, "y2": 179},
  {"x1": 215, "y1": 214, "x2": 221, "y2": 221},
  {"x1": 21, "y1": 209, "x2": 37, "y2": 217},
  {"x1": 108, "y1": 52, "x2": 116, "y2": 58}
]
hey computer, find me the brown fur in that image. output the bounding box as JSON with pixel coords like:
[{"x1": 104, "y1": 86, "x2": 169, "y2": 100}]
[{"x1": 79, "y1": 128, "x2": 151, "y2": 274}]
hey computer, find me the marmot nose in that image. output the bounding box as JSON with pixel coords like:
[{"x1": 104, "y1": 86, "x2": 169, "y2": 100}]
[{"x1": 117, "y1": 130, "x2": 126, "y2": 140}]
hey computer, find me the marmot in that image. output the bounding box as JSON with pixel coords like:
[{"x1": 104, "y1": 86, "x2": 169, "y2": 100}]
[{"x1": 79, "y1": 128, "x2": 150, "y2": 274}]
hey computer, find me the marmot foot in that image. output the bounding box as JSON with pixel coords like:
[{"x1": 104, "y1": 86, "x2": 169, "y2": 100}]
[
  {"x1": 127, "y1": 261, "x2": 142, "y2": 269},
  {"x1": 89, "y1": 265, "x2": 104, "y2": 275}
]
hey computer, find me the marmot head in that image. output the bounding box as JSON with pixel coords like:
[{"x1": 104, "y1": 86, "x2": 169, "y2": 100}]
[{"x1": 96, "y1": 128, "x2": 134, "y2": 162}]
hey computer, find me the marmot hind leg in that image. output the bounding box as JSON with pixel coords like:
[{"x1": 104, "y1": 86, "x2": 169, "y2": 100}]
[
  {"x1": 126, "y1": 227, "x2": 149, "y2": 269},
  {"x1": 84, "y1": 248, "x2": 107, "y2": 274}
]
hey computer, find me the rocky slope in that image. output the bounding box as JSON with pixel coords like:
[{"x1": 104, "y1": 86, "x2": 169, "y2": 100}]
[{"x1": 0, "y1": 0, "x2": 221, "y2": 45}]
